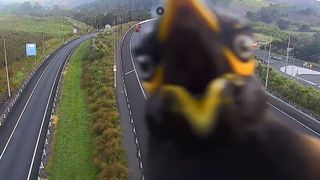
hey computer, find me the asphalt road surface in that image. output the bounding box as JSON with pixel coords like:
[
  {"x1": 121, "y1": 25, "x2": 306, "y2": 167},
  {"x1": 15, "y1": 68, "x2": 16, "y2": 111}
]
[
  {"x1": 0, "y1": 34, "x2": 94, "y2": 180},
  {"x1": 119, "y1": 21, "x2": 320, "y2": 179},
  {"x1": 254, "y1": 49, "x2": 320, "y2": 87}
]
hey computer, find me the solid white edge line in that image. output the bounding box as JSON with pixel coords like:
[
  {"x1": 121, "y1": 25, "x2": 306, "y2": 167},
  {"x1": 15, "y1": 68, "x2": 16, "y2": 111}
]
[
  {"x1": 128, "y1": 29, "x2": 147, "y2": 100},
  {"x1": 267, "y1": 92, "x2": 320, "y2": 125},
  {"x1": 27, "y1": 43, "x2": 78, "y2": 180},
  {"x1": 267, "y1": 102, "x2": 320, "y2": 137},
  {"x1": 0, "y1": 48, "x2": 64, "y2": 161},
  {"x1": 296, "y1": 76, "x2": 317, "y2": 86}
]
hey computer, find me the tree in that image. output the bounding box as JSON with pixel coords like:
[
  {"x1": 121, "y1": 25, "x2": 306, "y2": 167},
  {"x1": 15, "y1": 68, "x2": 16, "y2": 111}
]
[
  {"x1": 277, "y1": 19, "x2": 290, "y2": 30},
  {"x1": 299, "y1": 24, "x2": 312, "y2": 32},
  {"x1": 207, "y1": 0, "x2": 232, "y2": 7}
]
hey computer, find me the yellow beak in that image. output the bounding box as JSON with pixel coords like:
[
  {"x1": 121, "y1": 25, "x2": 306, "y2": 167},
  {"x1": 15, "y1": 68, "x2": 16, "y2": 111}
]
[{"x1": 160, "y1": 75, "x2": 239, "y2": 136}]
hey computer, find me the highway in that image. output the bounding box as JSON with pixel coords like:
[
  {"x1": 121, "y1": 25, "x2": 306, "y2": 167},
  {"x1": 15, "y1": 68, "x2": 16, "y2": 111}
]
[
  {"x1": 118, "y1": 21, "x2": 320, "y2": 179},
  {"x1": 0, "y1": 34, "x2": 94, "y2": 180},
  {"x1": 254, "y1": 49, "x2": 320, "y2": 88}
]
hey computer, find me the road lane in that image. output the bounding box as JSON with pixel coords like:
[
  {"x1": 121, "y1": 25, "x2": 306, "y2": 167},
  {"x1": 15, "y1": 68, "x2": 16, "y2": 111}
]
[
  {"x1": 0, "y1": 34, "x2": 94, "y2": 180},
  {"x1": 120, "y1": 29, "x2": 149, "y2": 171}
]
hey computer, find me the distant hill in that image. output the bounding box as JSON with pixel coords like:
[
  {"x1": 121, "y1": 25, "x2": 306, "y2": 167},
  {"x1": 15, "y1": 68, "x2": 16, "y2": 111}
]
[
  {"x1": 0, "y1": 0, "x2": 96, "y2": 8},
  {"x1": 45, "y1": 0, "x2": 97, "y2": 8},
  {"x1": 205, "y1": 0, "x2": 320, "y2": 16},
  {"x1": 269, "y1": 0, "x2": 320, "y2": 11}
]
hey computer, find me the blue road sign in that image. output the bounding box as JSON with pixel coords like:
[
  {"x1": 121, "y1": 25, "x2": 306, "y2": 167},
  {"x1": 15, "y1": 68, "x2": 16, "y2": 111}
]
[{"x1": 26, "y1": 43, "x2": 37, "y2": 56}]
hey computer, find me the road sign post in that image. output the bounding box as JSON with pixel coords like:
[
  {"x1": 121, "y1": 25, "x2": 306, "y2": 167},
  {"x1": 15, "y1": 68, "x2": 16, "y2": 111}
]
[
  {"x1": 113, "y1": 64, "x2": 117, "y2": 88},
  {"x1": 26, "y1": 43, "x2": 37, "y2": 57}
]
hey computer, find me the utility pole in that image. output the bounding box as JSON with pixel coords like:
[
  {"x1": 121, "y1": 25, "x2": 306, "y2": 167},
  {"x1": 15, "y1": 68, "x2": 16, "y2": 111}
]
[
  {"x1": 291, "y1": 46, "x2": 295, "y2": 77},
  {"x1": 265, "y1": 37, "x2": 273, "y2": 91},
  {"x1": 3, "y1": 35, "x2": 11, "y2": 97},
  {"x1": 62, "y1": 17, "x2": 65, "y2": 43},
  {"x1": 95, "y1": 17, "x2": 97, "y2": 31},
  {"x1": 284, "y1": 35, "x2": 291, "y2": 75},
  {"x1": 42, "y1": 21, "x2": 45, "y2": 55},
  {"x1": 263, "y1": 43, "x2": 267, "y2": 64}
]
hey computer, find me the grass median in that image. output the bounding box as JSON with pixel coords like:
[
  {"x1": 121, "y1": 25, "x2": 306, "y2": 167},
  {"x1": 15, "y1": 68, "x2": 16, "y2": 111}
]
[
  {"x1": 47, "y1": 40, "x2": 97, "y2": 180},
  {"x1": 48, "y1": 23, "x2": 133, "y2": 179}
]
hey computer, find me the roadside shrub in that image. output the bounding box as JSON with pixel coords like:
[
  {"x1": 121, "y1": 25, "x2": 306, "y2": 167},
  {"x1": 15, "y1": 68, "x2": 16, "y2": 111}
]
[
  {"x1": 81, "y1": 25, "x2": 130, "y2": 179},
  {"x1": 257, "y1": 63, "x2": 320, "y2": 115},
  {"x1": 83, "y1": 46, "x2": 105, "y2": 62}
]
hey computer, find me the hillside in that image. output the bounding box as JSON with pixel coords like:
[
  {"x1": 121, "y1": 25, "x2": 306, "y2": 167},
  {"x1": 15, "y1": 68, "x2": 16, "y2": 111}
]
[
  {"x1": 0, "y1": 15, "x2": 93, "y2": 105},
  {"x1": 228, "y1": 0, "x2": 269, "y2": 15},
  {"x1": 0, "y1": 0, "x2": 96, "y2": 8},
  {"x1": 269, "y1": 0, "x2": 320, "y2": 12}
]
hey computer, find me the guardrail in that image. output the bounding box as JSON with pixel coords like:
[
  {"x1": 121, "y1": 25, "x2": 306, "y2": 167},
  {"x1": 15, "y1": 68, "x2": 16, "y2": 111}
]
[
  {"x1": 256, "y1": 57, "x2": 320, "y2": 89},
  {"x1": 266, "y1": 90, "x2": 320, "y2": 123},
  {"x1": 0, "y1": 57, "x2": 48, "y2": 126},
  {"x1": 0, "y1": 37, "x2": 79, "y2": 127}
]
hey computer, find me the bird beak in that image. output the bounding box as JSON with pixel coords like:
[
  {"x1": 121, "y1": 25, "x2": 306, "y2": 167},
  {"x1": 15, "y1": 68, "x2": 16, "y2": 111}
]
[
  {"x1": 159, "y1": 0, "x2": 221, "y2": 42},
  {"x1": 160, "y1": 74, "x2": 241, "y2": 136}
]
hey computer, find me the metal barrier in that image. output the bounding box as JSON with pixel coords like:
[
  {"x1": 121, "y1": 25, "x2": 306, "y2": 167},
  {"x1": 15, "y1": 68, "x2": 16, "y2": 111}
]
[
  {"x1": 267, "y1": 90, "x2": 320, "y2": 123},
  {"x1": 0, "y1": 60, "x2": 46, "y2": 126}
]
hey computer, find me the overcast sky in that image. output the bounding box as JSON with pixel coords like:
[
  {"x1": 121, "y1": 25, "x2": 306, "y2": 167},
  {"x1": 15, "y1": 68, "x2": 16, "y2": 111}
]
[
  {"x1": 0, "y1": 0, "x2": 50, "y2": 5},
  {"x1": 0, "y1": 0, "x2": 36, "y2": 3}
]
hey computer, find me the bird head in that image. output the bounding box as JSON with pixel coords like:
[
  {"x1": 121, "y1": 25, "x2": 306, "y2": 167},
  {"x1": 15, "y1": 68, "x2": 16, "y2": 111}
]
[{"x1": 134, "y1": 0, "x2": 265, "y2": 139}]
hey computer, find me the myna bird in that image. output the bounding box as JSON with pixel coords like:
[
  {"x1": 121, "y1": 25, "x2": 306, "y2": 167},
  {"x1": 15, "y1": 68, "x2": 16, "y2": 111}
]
[{"x1": 134, "y1": 0, "x2": 320, "y2": 179}]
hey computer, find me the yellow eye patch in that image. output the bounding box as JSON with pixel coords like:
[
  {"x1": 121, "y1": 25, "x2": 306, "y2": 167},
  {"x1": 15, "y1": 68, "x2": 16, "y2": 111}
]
[{"x1": 223, "y1": 48, "x2": 256, "y2": 76}]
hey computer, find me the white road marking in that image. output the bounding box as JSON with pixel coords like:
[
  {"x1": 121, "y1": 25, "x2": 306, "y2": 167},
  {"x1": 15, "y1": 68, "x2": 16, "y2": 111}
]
[
  {"x1": 0, "y1": 48, "x2": 64, "y2": 161},
  {"x1": 267, "y1": 92, "x2": 320, "y2": 126},
  {"x1": 27, "y1": 45, "x2": 77, "y2": 180},
  {"x1": 267, "y1": 102, "x2": 320, "y2": 137},
  {"x1": 280, "y1": 65, "x2": 320, "y2": 76},
  {"x1": 125, "y1": 70, "x2": 135, "y2": 76},
  {"x1": 128, "y1": 30, "x2": 147, "y2": 99},
  {"x1": 296, "y1": 76, "x2": 317, "y2": 86}
]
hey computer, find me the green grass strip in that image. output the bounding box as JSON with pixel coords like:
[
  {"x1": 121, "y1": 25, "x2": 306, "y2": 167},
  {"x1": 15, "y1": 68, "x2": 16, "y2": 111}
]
[{"x1": 47, "y1": 40, "x2": 97, "y2": 180}]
